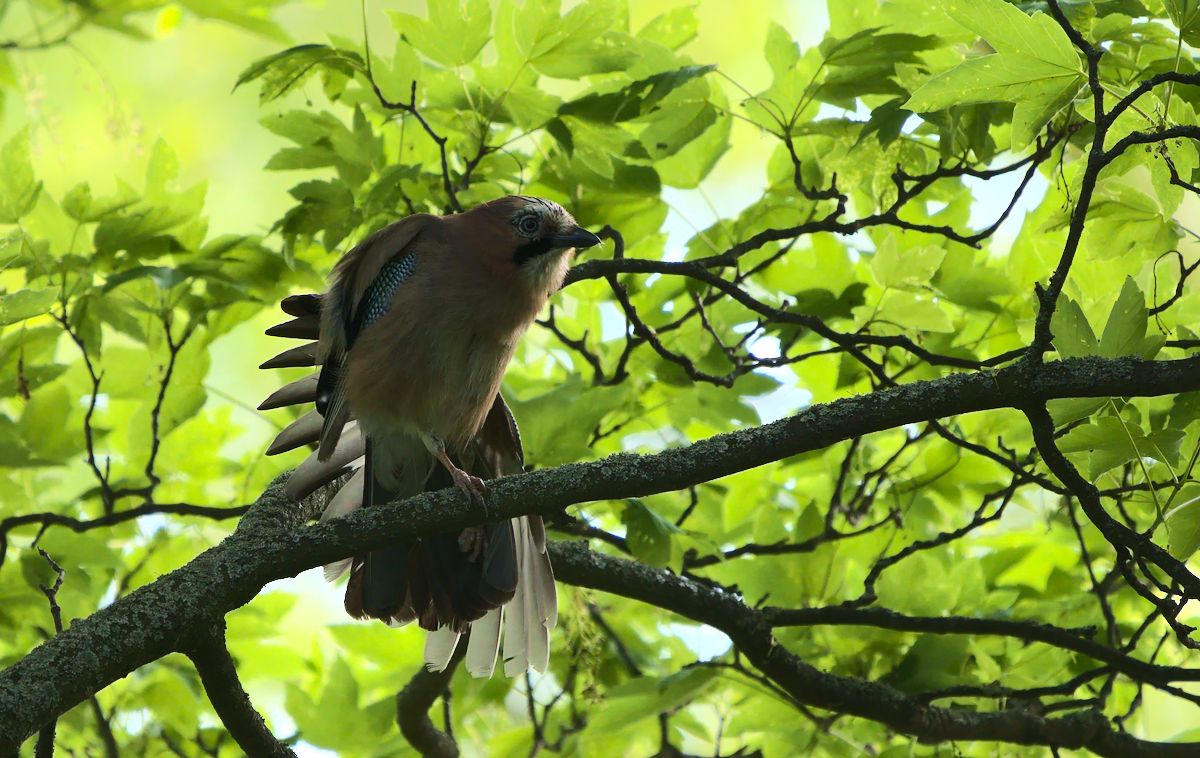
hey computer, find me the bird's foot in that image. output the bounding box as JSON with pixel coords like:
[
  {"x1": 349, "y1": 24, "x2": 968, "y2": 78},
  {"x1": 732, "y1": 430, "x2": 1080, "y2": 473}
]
[
  {"x1": 449, "y1": 466, "x2": 488, "y2": 511},
  {"x1": 423, "y1": 432, "x2": 490, "y2": 512},
  {"x1": 458, "y1": 526, "x2": 486, "y2": 561}
]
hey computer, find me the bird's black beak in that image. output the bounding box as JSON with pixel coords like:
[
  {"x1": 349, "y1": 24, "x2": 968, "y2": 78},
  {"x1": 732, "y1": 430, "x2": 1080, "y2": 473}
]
[{"x1": 551, "y1": 226, "x2": 602, "y2": 250}]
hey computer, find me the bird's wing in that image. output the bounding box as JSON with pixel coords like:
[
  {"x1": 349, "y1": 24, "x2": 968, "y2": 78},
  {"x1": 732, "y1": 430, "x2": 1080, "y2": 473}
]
[
  {"x1": 316, "y1": 215, "x2": 433, "y2": 460},
  {"x1": 473, "y1": 392, "x2": 525, "y2": 477}
]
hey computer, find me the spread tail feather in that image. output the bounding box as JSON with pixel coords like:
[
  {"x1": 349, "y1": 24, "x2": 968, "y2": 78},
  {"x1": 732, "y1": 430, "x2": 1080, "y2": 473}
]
[
  {"x1": 266, "y1": 410, "x2": 323, "y2": 456},
  {"x1": 320, "y1": 467, "x2": 366, "y2": 583},
  {"x1": 314, "y1": 335, "x2": 350, "y2": 462},
  {"x1": 258, "y1": 373, "x2": 319, "y2": 411},
  {"x1": 266, "y1": 315, "x2": 319, "y2": 339},
  {"x1": 345, "y1": 437, "x2": 523, "y2": 639},
  {"x1": 424, "y1": 626, "x2": 462, "y2": 673},
  {"x1": 259, "y1": 341, "x2": 319, "y2": 369},
  {"x1": 283, "y1": 421, "x2": 363, "y2": 500},
  {"x1": 503, "y1": 516, "x2": 557, "y2": 676},
  {"x1": 465, "y1": 607, "x2": 503, "y2": 677}
]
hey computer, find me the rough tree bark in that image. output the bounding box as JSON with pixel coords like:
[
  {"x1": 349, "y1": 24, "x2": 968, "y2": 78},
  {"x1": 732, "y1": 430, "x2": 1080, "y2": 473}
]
[{"x1": 2, "y1": 354, "x2": 1199, "y2": 754}]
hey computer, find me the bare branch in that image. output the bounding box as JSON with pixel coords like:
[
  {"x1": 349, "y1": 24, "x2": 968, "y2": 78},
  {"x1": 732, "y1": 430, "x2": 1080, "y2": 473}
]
[
  {"x1": 396, "y1": 647, "x2": 463, "y2": 757},
  {"x1": 185, "y1": 622, "x2": 296, "y2": 757}
]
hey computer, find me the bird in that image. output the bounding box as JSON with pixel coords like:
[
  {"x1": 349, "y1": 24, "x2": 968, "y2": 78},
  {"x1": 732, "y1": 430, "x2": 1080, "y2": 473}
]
[{"x1": 257, "y1": 195, "x2": 601, "y2": 677}]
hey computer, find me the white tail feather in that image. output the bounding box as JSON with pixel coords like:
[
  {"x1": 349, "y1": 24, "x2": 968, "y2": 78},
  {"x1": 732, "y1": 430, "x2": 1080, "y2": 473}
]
[
  {"x1": 499, "y1": 517, "x2": 556, "y2": 676},
  {"x1": 465, "y1": 607, "x2": 503, "y2": 678},
  {"x1": 323, "y1": 559, "x2": 353, "y2": 583},
  {"x1": 502, "y1": 519, "x2": 530, "y2": 677},
  {"x1": 524, "y1": 518, "x2": 552, "y2": 673},
  {"x1": 424, "y1": 626, "x2": 461, "y2": 672}
]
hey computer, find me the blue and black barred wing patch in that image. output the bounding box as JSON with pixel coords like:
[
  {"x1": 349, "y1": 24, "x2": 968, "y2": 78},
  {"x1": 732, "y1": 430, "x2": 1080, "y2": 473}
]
[
  {"x1": 315, "y1": 252, "x2": 417, "y2": 460},
  {"x1": 346, "y1": 252, "x2": 417, "y2": 347}
]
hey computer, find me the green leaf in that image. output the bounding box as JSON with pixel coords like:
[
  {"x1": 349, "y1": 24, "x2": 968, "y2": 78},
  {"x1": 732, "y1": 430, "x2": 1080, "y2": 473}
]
[
  {"x1": 0, "y1": 128, "x2": 41, "y2": 223},
  {"x1": 288, "y1": 658, "x2": 395, "y2": 750},
  {"x1": 882, "y1": 634, "x2": 971, "y2": 693},
  {"x1": 639, "y1": 5, "x2": 699, "y2": 50},
  {"x1": 61, "y1": 183, "x2": 137, "y2": 223},
  {"x1": 905, "y1": 0, "x2": 1083, "y2": 147},
  {"x1": 19, "y1": 384, "x2": 84, "y2": 463},
  {"x1": 654, "y1": 101, "x2": 731, "y2": 188},
  {"x1": 234, "y1": 44, "x2": 365, "y2": 103},
  {"x1": 1049, "y1": 296, "x2": 1098, "y2": 358},
  {"x1": 505, "y1": 378, "x2": 630, "y2": 466},
  {"x1": 1048, "y1": 397, "x2": 1107, "y2": 426},
  {"x1": 621, "y1": 499, "x2": 680, "y2": 568},
  {"x1": 103, "y1": 261, "x2": 232, "y2": 293},
  {"x1": 1164, "y1": 0, "x2": 1200, "y2": 45},
  {"x1": 1099, "y1": 277, "x2": 1148, "y2": 358},
  {"x1": 791, "y1": 283, "x2": 867, "y2": 321},
  {"x1": 140, "y1": 669, "x2": 199, "y2": 735},
  {"x1": 0, "y1": 289, "x2": 56, "y2": 326},
  {"x1": 178, "y1": 0, "x2": 288, "y2": 41},
  {"x1": 639, "y1": 102, "x2": 717, "y2": 161},
  {"x1": 1058, "y1": 416, "x2": 1184, "y2": 479},
  {"x1": 1169, "y1": 392, "x2": 1200, "y2": 429},
  {"x1": 947, "y1": 0, "x2": 1080, "y2": 64},
  {"x1": 876, "y1": 291, "x2": 954, "y2": 332},
  {"x1": 507, "y1": 0, "x2": 633, "y2": 77},
  {"x1": 560, "y1": 65, "x2": 716, "y2": 122},
  {"x1": 391, "y1": 0, "x2": 491, "y2": 67},
  {"x1": 1167, "y1": 484, "x2": 1200, "y2": 559},
  {"x1": 817, "y1": 28, "x2": 940, "y2": 106},
  {"x1": 857, "y1": 98, "x2": 913, "y2": 147},
  {"x1": 588, "y1": 667, "x2": 719, "y2": 735},
  {"x1": 870, "y1": 238, "x2": 946, "y2": 289}
]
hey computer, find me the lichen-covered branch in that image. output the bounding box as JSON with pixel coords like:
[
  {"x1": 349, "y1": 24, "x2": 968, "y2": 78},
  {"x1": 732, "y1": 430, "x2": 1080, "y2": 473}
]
[{"x1": 1, "y1": 355, "x2": 1200, "y2": 751}]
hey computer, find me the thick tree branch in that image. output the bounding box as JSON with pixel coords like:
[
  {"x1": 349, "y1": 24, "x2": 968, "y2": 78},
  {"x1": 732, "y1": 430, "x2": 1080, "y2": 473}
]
[{"x1": 2, "y1": 355, "x2": 1200, "y2": 751}]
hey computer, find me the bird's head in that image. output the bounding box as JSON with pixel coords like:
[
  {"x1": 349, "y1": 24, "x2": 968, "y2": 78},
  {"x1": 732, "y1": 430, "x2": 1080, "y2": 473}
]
[
  {"x1": 458, "y1": 195, "x2": 602, "y2": 297},
  {"x1": 476, "y1": 195, "x2": 601, "y2": 265}
]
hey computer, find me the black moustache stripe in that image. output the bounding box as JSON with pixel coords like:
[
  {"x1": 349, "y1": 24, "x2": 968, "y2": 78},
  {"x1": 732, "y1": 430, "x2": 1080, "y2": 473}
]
[{"x1": 514, "y1": 237, "x2": 556, "y2": 265}]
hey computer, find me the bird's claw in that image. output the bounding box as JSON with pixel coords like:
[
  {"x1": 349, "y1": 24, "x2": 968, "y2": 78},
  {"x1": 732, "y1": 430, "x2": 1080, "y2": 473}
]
[
  {"x1": 451, "y1": 468, "x2": 489, "y2": 512},
  {"x1": 458, "y1": 526, "x2": 486, "y2": 561}
]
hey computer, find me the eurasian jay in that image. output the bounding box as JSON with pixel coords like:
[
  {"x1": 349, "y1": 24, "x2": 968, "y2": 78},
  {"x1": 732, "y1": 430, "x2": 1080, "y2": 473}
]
[{"x1": 258, "y1": 195, "x2": 601, "y2": 677}]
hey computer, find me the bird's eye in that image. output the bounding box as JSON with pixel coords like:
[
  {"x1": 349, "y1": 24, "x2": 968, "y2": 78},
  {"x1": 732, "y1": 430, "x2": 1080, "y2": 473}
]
[{"x1": 517, "y1": 215, "x2": 540, "y2": 236}]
